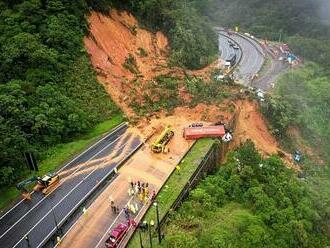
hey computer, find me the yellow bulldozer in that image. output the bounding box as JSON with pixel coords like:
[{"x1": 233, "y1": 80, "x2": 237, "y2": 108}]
[
  {"x1": 151, "y1": 126, "x2": 174, "y2": 153},
  {"x1": 16, "y1": 172, "x2": 60, "y2": 200}
]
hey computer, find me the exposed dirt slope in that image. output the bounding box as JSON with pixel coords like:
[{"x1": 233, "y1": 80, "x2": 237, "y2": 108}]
[
  {"x1": 85, "y1": 10, "x2": 168, "y2": 81},
  {"x1": 84, "y1": 10, "x2": 218, "y2": 117},
  {"x1": 84, "y1": 10, "x2": 173, "y2": 116},
  {"x1": 232, "y1": 100, "x2": 299, "y2": 170}
]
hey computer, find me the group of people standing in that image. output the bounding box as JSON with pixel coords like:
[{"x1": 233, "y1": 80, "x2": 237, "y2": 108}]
[{"x1": 109, "y1": 179, "x2": 157, "y2": 221}]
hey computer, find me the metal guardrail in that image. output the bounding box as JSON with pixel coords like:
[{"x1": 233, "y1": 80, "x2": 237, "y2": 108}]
[
  {"x1": 227, "y1": 31, "x2": 266, "y2": 85},
  {"x1": 218, "y1": 28, "x2": 266, "y2": 77},
  {"x1": 234, "y1": 32, "x2": 266, "y2": 57},
  {"x1": 43, "y1": 136, "x2": 143, "y2": 247},
  {"x1": 123, "y1": 141, "x2": 221, "y2": 248},
  {"x1": 122, "y1": 140, "x2": 199, "y2": 246},
  {"x1": 158, "y1": 143, "x2": 218, "y2": 228}
]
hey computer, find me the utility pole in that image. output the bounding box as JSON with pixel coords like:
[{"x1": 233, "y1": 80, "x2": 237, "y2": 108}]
[
  {"x1": 153, "y1": 202, "x2": 162, "y2": 244},
  {"x1": 279, "y1": 29, "x2": 283, "y2": 43},
  {"x1": 148, "y1": 220, "x2": 154, "y2": 248},
  {"x1": 139, "y1": 227, "x2": 144, "y2": 248}
]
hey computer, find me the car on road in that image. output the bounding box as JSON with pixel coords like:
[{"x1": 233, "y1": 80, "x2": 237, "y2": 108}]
[
  {"x1": 293, "y1": 150, "x2": 302, "y2": 163},
  {"x1": 228, "y1": 41, "x2": 239, "y2": 50},
  {"x1": 105, "y1": 223, "x2": 129, "y2": 248}
]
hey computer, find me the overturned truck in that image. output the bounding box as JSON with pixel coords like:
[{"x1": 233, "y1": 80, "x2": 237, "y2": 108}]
[{"x1": 183, "y1": 126, "x2": 226, "y2": 140}]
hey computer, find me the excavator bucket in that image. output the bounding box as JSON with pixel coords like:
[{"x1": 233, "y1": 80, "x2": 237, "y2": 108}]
[
  {"x1": 34, "y1": 173, "x2": 60, "y2": 194},
  {"x1": 42, "y1": 176, "x2": 60, "y2": 194}
]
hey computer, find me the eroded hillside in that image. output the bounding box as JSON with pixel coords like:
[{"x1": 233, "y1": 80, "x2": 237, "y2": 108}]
[
  {"x1": 84, "y1": 9, "x2": 299, "y2": 170},
  {"x1": 84, "y1": 10, "x2": 172, "y2": 115}
]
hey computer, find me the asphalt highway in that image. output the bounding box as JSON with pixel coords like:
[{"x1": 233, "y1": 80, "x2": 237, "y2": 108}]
[
  {"x1": 0, "y1": 123, "x2": 142, "y2": 248},
  {"x1": 219, "y1": 31, "x2": 264, "y2": 86},
  {"x1": 218, "y1": 34, "x2": 238, "y2": 62}
]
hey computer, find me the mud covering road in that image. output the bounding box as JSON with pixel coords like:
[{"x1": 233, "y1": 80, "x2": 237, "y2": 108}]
[{"x1": 58, "y1": 117, "x2": 196, "y2": 248}]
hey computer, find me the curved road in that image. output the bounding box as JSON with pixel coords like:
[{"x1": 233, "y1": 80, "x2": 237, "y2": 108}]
[
  {"x1": 219, "y1": 31, "x2": 264, "y2": 86},
  {"x1": 218, "y1": 34, "x2": 241, "y2": 63},
  {"x1": 0, "y1": 123, "x2": 142, "y2": 248}
]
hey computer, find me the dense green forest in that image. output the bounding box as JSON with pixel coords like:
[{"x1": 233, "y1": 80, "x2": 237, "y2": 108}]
[
  {"x1": 162, "y1": 142, "x2": 330, "y2": 247},
  {"x1": 0, "y1": 0, "x2": 120, "y2": 186},
  {"x1": 161, "y1": 1, "x2": 330, "y2": 246},
  {"x1": 0, "y1": 0, "x2": 217, "y2": 188}
]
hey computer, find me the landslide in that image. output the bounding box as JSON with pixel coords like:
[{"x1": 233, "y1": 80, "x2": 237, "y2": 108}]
[
  {"x1": 84, "y1": 10, "x2": 171, "y2": 116},
  {"x1": 84, "y1": 10, "x2": 220, "y2": 118},
  {"x1": 84, "y1": 10, "x2": 297, "y2": 170},
  {"x1": 231, "y1": 100, "x2": 299, "y2": 170}
]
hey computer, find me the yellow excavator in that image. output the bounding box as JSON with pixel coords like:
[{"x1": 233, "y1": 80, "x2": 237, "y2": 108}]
[
  {"x1": 151, "y1": 126, "x2": 174, "y2": 153},
  {"x1": 16, "y1": 172, "x2": 60, "y2": 200}
]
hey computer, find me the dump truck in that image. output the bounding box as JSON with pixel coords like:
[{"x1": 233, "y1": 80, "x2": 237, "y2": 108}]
[
  {"x1": 151, "y1": 126, "x2": 174, "y2": 153},
  {"x1": 16, "y1": 172, "x2": 60, "y2": 200},
  {"x1": 183, "y1": 125, "x2": 226, "y2": 140}
]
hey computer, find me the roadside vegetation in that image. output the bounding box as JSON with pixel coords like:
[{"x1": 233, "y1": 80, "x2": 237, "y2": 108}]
[
  {"x1": 185, "y1": 74, "x2": 236, "y2": 106},
  {"x1": 110, "y1": 0, "x2": 218, "y2": 69},
  {"x1": 0, "y1": 115, "x2": 123, "y2": 210},
  {"x1": 128, "y1": 75, "x2": 182, "y2": 116},
  {"x1": 262, "y1": 64, "x2": 330, "y2": 235},
  {"x1": 0, "y1": 1, "x2": 122, "y2": 195},
  {"x1": 263, "y1": 63, "x2": 330, "y2": 161},
  {"x1": 161, "y1": 141, "x2": 330, "y2": 247}
]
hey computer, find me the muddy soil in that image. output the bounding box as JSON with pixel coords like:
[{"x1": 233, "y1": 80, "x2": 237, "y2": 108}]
[
  {"x1": 84, "y1": 10, "x2": 218, "y2": 117},
  {"x1": 231, "y1": 100, "x2": 299, "y2": 170}
]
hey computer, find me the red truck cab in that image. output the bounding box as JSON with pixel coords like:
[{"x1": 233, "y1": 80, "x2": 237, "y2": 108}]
[{"x1": 105, "y1": 223, "x2": 128, "y2": 248}]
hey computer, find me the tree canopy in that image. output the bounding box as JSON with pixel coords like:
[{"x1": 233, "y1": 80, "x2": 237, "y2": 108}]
[
  {"x1": 162, "y1": 141, "x2": 330, "y2": 247},
  {"x1": 0, "y1": 0, "x2": 119, "y2": 185}
]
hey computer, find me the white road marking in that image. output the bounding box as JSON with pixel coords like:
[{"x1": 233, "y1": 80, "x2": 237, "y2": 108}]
[
  {"x1": 93, "y1": 195, "x2": 135, "y2": 248},
  {"x1": 117, "y1": 203, "x2": 149, "y2": 248},
  {"x1": 20, "y1": 140, "x2": 142, "y2": 248},
  {"x1": 0, "y1": 131, "x2": 126, "y2": 240},
  {"x1": 0, "y1": 123, "x2": 127, "y2": 222}
]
